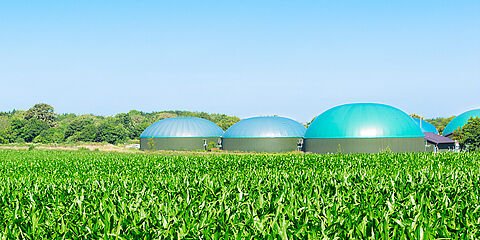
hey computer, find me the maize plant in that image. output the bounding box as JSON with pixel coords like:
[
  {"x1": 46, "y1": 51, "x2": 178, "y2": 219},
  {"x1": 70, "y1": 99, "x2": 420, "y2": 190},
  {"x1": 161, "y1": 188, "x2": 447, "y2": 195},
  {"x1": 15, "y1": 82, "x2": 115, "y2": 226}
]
[{"x1": 0, "y1": 149, "x2": 480, "y2": 239}]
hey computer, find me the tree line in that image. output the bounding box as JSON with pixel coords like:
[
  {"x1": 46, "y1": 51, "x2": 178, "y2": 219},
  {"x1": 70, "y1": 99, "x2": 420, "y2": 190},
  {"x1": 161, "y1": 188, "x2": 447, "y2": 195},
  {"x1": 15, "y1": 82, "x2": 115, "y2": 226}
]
[
  {"x1": 0, "y1": 104, "x2": 240, "y2": 144},
  {"x1": 1, "y1": 104, "x2": 478, "y2": 151}
]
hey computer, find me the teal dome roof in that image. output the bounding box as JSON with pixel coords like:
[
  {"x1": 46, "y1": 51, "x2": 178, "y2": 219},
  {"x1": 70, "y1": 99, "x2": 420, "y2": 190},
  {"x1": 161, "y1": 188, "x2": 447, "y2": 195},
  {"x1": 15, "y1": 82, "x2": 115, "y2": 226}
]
[
  {"x1": 222, "y1": 116, "x2": 306, "y2": 138},
  {"x1": 140, "y1": 117, "x2": 223, "y2": 138},
  {"x1": 412, "y1": 118, "x2": 439, "y2": 134},
  {"x1": 443, "y1": 109, "x2": 480, "y2": 136},
  {"x1": 305, "y1": 103, "x2": 424, "y2": 139}
]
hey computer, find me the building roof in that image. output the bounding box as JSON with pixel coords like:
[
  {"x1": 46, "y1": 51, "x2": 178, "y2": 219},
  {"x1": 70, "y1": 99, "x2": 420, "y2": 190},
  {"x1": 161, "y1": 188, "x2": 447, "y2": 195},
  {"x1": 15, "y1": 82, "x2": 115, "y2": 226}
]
[
  {"x1": 140, "y1": 117, "x2": 224, "y2": 138},
  {"x1": 424, "y1": 132, "x2": 455, "y2": 144},
  {"x1": 412, "y1": 118, "x2": 439, "y2": 134},
  {"x1": 305, "y1": 103, "x2": 424, "y2": 139},
  {"x1": 222, "y1": 116, "x2": 306, "y2": 138},
  {"x1": 443, "y1": 109, "x2": 480, "y2": 136}
]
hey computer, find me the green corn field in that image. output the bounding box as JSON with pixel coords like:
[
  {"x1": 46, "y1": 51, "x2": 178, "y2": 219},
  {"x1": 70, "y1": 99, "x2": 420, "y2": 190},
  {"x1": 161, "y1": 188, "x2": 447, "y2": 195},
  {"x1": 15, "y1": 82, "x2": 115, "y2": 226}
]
[{"x1": 1, "y1": 150, "x2": 480, "y2": 239}]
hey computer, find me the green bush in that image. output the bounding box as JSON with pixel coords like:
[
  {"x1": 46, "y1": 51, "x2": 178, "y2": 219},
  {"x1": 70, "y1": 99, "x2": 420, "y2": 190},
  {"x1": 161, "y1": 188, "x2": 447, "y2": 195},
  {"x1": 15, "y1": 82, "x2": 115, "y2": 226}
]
[
  {"x1": 96, "y1": 120, "x2": 128, "y2": 144},
  {"x1": 34, "y1": 128, "x2": 65, "y2": 143},
  {"x1": 453, "y1": 117, "x2": 480, "y2": 151},
  {"x1": 207, "y1": 141, "x2": 217, "y2": 151},
  {"x1": 19, "y1": 119, "x2": 50, "y2": 142}
]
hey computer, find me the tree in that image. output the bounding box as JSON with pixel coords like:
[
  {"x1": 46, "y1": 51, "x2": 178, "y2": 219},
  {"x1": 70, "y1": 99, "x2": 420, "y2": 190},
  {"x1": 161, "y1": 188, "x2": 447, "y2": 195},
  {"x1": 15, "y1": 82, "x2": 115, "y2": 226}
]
[
  {"x1": 7, "y1": 118, "x2": 28, "y2": 143},
  {"x1": 453, "y1": 117, "x2": 480, "y2": 151},
  {"x1": 96, "y1": 120, "x2": 128, "y2": 144},
  {"x1": 25, "y1": 104, "x2": 56, "y2": 126},
  {"x1": 0, "y1": 116, "x2": 10, "y2": 131},
  {"x1": 34, "y1": 128, "x2": 65, "y2": 143},
  {"x1": 1, "y1": 106, "x2": 242, "y2": 144},
  {"x1": 0, "y1": 128, "x2": 12, "y2": 143},
  {"x1": 215, "y1": 116, "x2": 240, "y2": 131},
  {"x1": 131, "y1": 114, "x2": 145, "y2": 124},
  {"x1": 114, "y1": 113, "x2": 137, "y2": 139},
  {"x1": 409, "y1": 113, "x2": 422, "y2": 119},
  {"x1": 425, "y1": 116, "x2": 456, "y2": 135},
  {"x1": 19, "y1": 119, "x2": 50, "y2": 142},
  {"x1": 131, "y1": 121, "x2": 150, "y2": 139},
  {"x1": 153, "y1": 113, "x2": 177, "y2": 122},
  {"x1": 65, "y1": 116, "x2": 97, "y2": 142}
]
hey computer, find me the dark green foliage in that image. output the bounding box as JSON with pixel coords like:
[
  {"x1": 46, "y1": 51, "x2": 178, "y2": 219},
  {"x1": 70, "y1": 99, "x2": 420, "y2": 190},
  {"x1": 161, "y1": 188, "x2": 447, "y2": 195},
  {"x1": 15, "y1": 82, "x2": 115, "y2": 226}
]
[
  {"x1": 64, "y1": 117, "x2": 98, "y2": 143},
  {"x1": 34, "y1": 127, "x2": 65, "y2": 143},
  {"x1": 1, "y1": 150, "x2": 480, "y2": 238},
  {"x1": 425, "y1": 116, "x2": 456, "y2": 135},
  {"x1": 2, "y1": 118, "x2": 49, "y2": 143},
  {"x1": 0, "y1": 129, "x2": 9, "y2": 144},
  {"x1": 130, "y1": 121, "x2": 150, "y2": 139},
  {"x1": 96, "y1": 119, "x2": 128, "y2": 144},
  {"x1": 114, "y1": 113, "x2": 136, "y2": 139},
  {"x1": 64, "y1": 117, "x2": 95, "y2": 138},
  {"x1": 76, "y1": 125, "x2": 97, "y2": 142},
  {"x1": 0, "y1": 125, "x2": 16, "y2": 144},
  {"x1": 24, "y1": 103, "x2": 56, "y2": 126},
  {"x1": 452, "y1": 117, "x2": 480, "y2": 151},
  {"x1": 10, "y1": 118, "x2": 28, "y2": 134},
  {"x1": 20, "y1": 119, "x2": 50, "y2": 142},
  {"x1": 213, "y1": 116, "x2": 241, "y2": 131}
]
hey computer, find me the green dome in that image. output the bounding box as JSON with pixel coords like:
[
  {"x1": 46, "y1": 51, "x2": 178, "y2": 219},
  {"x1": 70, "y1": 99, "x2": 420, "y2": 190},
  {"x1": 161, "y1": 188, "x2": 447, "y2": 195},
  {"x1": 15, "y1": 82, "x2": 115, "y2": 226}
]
[
  {"x1": 305, "y1": 103, "x2": 424, "y2": 139},
  {"x1": 443, "y1": 109, "x2": 480, "y2": 136}
]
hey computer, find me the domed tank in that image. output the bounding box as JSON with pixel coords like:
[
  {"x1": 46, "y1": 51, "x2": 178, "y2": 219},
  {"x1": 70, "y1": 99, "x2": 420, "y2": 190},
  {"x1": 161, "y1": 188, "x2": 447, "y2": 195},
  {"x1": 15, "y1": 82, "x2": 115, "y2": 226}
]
[
  {"x1": 443, "y1": 109, "x2": 480, "y2": 136},
  {"x1": 412, "y1": 118, "x2": 439, "y2": 134},
  {"x1": 140, "y1": 117, "x2": 224, "y2": 150},
  {"x1": 304, "y1": 103, "x2": 425, "y2": 154},
  {"x1": 221, "y1": 116, "x2": 306, "y2": 152}
]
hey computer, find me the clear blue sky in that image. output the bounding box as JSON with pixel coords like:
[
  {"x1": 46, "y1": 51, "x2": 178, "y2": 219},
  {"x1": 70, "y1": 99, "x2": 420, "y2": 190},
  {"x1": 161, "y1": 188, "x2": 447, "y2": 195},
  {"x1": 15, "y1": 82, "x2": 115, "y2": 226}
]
[{"x1": 1, "y1": 0, "x2": 479, "y2": 123}]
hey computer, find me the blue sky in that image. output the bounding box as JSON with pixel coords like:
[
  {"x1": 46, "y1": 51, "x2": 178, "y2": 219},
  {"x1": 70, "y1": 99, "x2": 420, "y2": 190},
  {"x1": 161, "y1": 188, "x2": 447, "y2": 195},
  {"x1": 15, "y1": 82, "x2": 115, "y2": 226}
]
[{"x1": 1, "y1": 0, "x2": 479, "y2": 123}]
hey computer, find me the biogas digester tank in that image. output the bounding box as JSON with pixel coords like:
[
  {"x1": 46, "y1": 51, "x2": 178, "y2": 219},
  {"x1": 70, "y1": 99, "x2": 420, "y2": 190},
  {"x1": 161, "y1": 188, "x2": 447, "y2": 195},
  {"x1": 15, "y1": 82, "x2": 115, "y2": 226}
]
[
  {"x1": 221, "y1": 116, "x2": 306, "y2": 153},
  {"x1": 304, "y1": 103, "x2": 425, "y2": 154},
  {"x1": 140, "y1": 117, "x2": 223, "y2": 150},
  {"x1": 412, "y1": 118, "x2": 439, "y2": 134},
  {"x1": 443, "y1": 109, "x2": 480, "y2": 136}
]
